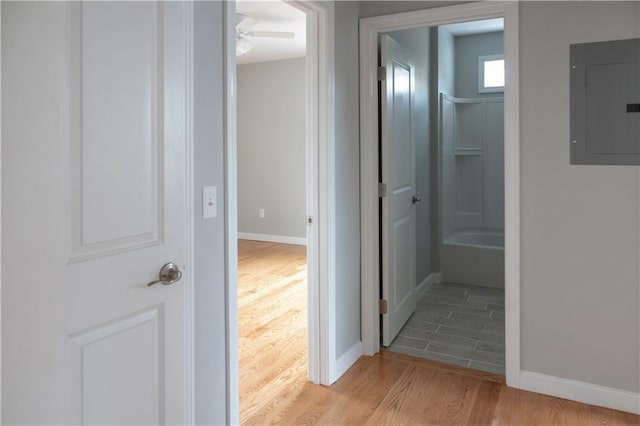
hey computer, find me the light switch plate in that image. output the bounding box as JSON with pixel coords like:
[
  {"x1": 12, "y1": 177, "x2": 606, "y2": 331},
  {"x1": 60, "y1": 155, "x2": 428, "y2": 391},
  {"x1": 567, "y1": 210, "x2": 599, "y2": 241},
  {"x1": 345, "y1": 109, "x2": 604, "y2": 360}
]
[{"x1": 203, "y1": 186, "x2": 217, "y2": 219}]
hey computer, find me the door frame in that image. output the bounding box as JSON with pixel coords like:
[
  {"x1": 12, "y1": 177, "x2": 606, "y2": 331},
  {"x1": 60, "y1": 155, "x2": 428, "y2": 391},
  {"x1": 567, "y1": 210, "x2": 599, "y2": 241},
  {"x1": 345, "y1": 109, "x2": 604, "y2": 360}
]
[
  {"x1": 287, "y1": 0, "x2": 335, "y2": 386},
  {"x1": 0, "y1": 2, "x2": 3, "y2": 418},
  {"x1": 0, "y1": 3, "x2": 3, "y2": 418},
  {"x1": 359, "y1": 1, "x2": 521, "y2": 387},
  {"x1": 223, "y1": 0, "x2": 335, "y2": 421}
]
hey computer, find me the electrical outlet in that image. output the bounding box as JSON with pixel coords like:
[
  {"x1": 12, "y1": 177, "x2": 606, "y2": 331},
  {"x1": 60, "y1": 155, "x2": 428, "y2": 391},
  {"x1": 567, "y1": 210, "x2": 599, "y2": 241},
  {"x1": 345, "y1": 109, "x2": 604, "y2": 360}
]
[{"x1": 259, "y1": 208, "x2": 265, "y2": 218}]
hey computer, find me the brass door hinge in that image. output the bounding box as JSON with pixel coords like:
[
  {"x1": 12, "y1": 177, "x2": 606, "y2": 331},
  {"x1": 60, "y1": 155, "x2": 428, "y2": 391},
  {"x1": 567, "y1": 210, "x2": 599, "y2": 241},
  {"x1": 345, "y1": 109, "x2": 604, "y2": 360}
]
[{"x1": 379, "y1": 299, "x2": 388, "y2": 314}]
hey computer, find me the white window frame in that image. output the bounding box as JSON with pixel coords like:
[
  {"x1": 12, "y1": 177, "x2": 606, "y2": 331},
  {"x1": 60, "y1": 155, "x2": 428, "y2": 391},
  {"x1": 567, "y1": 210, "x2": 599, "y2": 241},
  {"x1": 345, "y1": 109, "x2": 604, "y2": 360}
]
[{"x1": 478, "y1": 54, "x2": 505, "y2": 93}]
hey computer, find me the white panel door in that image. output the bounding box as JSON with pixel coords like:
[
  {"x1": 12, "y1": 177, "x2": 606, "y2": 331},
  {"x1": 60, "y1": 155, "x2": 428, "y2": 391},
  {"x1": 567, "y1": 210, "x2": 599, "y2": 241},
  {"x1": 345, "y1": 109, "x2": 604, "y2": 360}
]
[
  {"x1": 63, "y1": 2, "x2": 190, "y2": 423},
  {"x1": 381, "y1": 35, "x2": 417, "y2": 347}
]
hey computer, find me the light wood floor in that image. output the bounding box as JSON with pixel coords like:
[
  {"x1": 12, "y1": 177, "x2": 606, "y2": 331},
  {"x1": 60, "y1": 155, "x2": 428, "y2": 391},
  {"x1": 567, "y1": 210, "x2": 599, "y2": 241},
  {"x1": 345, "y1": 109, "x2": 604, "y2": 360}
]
[
  {"x1": 239, "y1": 240, "x2": 308, "y2": 423},
  {"x1": 238, "y1": 240, "x2": 639, "y2": 425}
]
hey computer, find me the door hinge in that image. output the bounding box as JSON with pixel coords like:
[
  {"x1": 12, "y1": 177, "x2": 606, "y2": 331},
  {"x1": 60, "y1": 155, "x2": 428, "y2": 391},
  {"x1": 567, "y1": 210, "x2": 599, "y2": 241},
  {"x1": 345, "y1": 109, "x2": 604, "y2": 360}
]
[
  {"x1": 379, "y1": 299, "x2": 388, "y2": 314},
  {"x1": 307, "y1": 215, "x2": 313, "y2": 224},
  {"x1": 377, "y1": 66, "x2": 386, "y2": 81},
  {"x1": 378, "y1": 182, "x2": 387, "y2": 197}
]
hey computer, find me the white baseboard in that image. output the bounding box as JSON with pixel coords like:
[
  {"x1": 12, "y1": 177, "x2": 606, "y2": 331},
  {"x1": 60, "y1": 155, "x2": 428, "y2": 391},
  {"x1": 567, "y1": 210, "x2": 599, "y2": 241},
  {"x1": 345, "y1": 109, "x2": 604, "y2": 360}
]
[
  {"x1": 238, "y1": 232, "x2": 307, "y2": 246},
  {"x1": 416, "y1": 272, "x2": 441, "y2": 299},
  {"x1": 519, "y1": 370, "x2": 640, "y2": 415},
  {"x1": 330, "y1": 341, "x2": 362, "y2": 385}
]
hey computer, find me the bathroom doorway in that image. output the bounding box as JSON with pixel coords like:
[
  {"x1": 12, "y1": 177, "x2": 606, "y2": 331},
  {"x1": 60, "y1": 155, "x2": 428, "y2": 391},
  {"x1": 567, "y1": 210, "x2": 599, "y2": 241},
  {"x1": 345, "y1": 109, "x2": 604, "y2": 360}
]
[
  {"x1": 380, "y1": 19, "x2": 505, "y2": 374},
  {"x1": 359, "y1": 2, "x2": 521, "y2": 383}
]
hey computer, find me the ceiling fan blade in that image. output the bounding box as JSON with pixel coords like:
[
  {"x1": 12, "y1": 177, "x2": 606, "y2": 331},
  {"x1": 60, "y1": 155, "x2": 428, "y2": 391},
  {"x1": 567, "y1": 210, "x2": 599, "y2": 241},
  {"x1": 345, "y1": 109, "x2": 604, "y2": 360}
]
[
  {"x1": 236, "y1": 14, "x2": 258, "y2": 32},
  {"x1": 246, "y1": 31, "x2": 295, "y2": 39}
]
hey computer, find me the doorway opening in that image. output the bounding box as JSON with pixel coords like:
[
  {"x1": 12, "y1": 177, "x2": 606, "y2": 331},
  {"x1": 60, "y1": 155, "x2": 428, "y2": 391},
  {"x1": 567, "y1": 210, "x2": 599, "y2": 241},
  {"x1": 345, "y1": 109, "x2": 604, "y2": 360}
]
[
  {"x1": 234, "y1": 1, "x2": 312, "y2": 422},
  {"x1": 360, "y1": 2, "x2": 520, "y2": 386},
  {"x1": 225, "y1": 0, "x2": 336, "y2": 419},
  {"x1": 381, "y1": 19, "x2": 506, "y2": 375}
]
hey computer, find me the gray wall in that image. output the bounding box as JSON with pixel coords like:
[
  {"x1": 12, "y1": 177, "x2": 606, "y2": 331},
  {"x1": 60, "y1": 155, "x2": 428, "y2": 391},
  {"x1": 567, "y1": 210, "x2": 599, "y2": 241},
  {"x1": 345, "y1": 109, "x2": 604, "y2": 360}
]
[
  {"x1": 237, "y1": 58, "x2": 306, "y2": 240},
  {"x1": 334, "y1": 0, "x2": 361, "y2": 359},
  {"x1": 389, "y1": 28, "x2": 432, "y2": 286},
  {"x1": 454, "y1": 31, "x2": 503, "y2": 98},
  {"x1": 359, "y1": 0, "x2": 640, "y2": 395},
  {"x1": 520, "y1": 1, "x2": 639, "y2": 392},
  {"x1": 193, "y1": 2, "x2": 228, "y2": 423}
]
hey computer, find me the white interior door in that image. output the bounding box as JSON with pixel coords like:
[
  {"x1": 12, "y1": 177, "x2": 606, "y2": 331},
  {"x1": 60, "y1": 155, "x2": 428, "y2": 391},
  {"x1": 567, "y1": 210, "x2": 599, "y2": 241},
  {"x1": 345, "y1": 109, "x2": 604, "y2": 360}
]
[
  {"x1": 381, "y1": 35, "x2": 417, "y2": 347},
  {"x1": 62, "y1": 2, "x2": 190, "y2": 423}
]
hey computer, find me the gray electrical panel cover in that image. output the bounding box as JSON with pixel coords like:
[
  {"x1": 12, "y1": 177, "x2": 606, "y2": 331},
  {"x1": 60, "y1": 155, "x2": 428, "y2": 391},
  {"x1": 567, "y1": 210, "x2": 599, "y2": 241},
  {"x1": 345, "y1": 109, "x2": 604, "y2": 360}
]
[{"x1": 570, "y1": 38, "x2": 640, "y2": 165}]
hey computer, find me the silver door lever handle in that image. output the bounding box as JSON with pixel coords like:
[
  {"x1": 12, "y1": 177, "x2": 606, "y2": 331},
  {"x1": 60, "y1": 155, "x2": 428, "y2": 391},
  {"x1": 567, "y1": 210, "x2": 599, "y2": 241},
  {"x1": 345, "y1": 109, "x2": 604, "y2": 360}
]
[{"x1": 147, "y1": 262, "x2": 183, "y2": 287}]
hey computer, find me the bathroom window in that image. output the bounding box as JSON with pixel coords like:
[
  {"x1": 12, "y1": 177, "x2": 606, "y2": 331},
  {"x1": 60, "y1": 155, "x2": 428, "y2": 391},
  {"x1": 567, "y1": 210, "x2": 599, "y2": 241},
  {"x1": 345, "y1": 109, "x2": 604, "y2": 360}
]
[{"x1": 478, "y1": 54, "x2": 504, "y2": 93}]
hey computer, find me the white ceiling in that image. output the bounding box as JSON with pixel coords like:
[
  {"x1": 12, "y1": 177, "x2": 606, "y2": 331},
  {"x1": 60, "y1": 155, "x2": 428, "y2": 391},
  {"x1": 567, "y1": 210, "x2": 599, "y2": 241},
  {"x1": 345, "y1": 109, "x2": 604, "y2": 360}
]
[
  {"x1": 440, "y1": 18, "x2": 504, "y2": 36},
  {"x1": 234, "y1": 7, "x2": 501, "y2": 66},
  {"x1": 236, "y1": 1, "x2": 306, "y2": 65}
]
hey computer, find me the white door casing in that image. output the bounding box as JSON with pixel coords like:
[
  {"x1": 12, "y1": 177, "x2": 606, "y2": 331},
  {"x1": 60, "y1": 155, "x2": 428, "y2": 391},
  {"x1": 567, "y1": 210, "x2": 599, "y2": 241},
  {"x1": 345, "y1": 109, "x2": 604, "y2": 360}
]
[
  {"x1": 381, "y1": 35, "x2": 417, "y2": 347},
  {"x1": 63, "y1": 2, "x2": 191, "y2": 423},
  {"x1": 0, "y1": 2, "x2": 3, "y2": 420}
]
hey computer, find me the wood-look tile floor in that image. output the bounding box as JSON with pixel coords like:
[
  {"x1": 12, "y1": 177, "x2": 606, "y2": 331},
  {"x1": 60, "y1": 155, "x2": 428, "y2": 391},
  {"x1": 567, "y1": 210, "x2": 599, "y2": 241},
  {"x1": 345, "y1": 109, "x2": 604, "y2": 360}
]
[
  {"x1": 238, "y1": 240, "x2": 639, "y2": 425},
  {"x1": 390, "y1": 282, "x2": 506, "y2": 374}
]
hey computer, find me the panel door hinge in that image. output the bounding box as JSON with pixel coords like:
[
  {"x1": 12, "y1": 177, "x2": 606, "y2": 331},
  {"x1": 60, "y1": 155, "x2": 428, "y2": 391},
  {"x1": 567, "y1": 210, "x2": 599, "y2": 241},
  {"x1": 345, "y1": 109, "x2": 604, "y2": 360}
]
[
  {"x1": 307, "y1": 215, "x2": 313, "y2": 225},
  {"x1": 378, "y1": 182, "x2": 387, "y2": 197},
  {"x1": 379, "y1": 299, "x2": 388, "y2": 314},
  {"x1": 377, "y1": 66, "x2": 386, "y2": 81}
]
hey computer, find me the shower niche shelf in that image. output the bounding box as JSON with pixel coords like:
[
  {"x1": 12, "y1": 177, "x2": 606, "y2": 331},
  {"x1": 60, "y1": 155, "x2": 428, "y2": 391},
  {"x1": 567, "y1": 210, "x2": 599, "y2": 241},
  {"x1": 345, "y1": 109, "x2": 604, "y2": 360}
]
[{"x1": 454, "y1": 148, "x2": 483, "y2": 156}]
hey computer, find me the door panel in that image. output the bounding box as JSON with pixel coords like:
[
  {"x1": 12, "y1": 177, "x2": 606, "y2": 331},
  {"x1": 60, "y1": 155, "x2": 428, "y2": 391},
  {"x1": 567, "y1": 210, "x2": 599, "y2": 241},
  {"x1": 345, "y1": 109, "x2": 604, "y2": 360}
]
[
  {"x1": 392, "y1": 216, "x2": 413, "y2": 309},
  {"x1": 77, "y1": 1, "x2": 161, "y2": 249},
  {"x1": 69, "y1": 308, "x2": 162, "y2": 424},
  {"x1": 70, "y1": 2, "x2": 163, "y2": 260},
  {"x1": 381, "y1": 35, "x2": 417, "y2": 347}
]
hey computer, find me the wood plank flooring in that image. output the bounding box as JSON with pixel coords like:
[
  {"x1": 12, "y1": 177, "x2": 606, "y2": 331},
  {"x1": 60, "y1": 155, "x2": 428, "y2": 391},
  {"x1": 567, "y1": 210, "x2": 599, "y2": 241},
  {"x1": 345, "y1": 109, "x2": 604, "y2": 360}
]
[
  {"x1": 238, "y1": 240, "x2": 639, "y2": 425},
  {"x1": 239, "y1": 240, "x2": 308, "y2": 423}
]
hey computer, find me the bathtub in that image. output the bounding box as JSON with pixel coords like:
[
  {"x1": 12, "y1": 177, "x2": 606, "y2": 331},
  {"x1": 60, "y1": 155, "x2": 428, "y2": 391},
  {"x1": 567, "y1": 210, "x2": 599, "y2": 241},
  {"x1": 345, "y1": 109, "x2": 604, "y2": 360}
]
[{"x1": 441, "y1": 228, "x2": 504, "y2": 289}]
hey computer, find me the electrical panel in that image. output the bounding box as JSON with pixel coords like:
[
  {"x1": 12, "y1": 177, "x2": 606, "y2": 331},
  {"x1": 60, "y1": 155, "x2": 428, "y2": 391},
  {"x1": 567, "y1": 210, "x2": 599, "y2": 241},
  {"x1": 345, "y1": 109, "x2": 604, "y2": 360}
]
[{"x1": 570, "y1": 38, "x2": 640, "y2": 165}]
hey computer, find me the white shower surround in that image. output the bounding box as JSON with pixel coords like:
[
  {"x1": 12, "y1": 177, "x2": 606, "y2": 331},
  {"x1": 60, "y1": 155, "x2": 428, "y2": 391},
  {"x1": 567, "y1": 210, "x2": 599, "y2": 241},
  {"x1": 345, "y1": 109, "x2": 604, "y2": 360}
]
[{"x1": 440, "y1": 91, "x2": 505, "y2": 289}]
